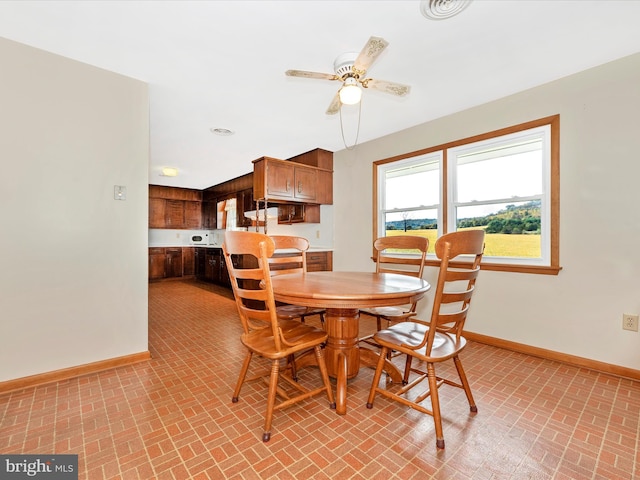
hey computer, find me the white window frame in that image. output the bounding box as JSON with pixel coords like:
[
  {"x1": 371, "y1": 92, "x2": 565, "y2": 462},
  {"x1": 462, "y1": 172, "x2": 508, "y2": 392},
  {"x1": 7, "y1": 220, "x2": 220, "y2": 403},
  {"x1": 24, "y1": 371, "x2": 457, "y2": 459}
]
[
  {"x1": 373, "y1": 115, "x2": 561, "y2": 275},
  {"x1": 447, "y1": 125, "x2": 551, "y2": 267},
  {"x1": 377, "y1": 151, "x2": 443, "y2": 242}
]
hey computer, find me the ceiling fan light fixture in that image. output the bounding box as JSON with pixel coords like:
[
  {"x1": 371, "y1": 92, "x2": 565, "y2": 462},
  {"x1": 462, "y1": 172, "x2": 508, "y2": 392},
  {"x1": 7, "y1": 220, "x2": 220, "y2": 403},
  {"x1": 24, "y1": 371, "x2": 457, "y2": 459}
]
[{"x1": 339, "y1": 78, "x2": 362, "y2": 105}]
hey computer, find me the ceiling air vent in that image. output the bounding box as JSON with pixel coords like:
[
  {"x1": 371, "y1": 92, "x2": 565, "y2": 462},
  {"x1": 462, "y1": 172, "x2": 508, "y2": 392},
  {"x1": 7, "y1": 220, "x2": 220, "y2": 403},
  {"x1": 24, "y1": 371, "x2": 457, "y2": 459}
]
[{"x1": 420, "y1": 0, "x2": 472, "y2": 20}]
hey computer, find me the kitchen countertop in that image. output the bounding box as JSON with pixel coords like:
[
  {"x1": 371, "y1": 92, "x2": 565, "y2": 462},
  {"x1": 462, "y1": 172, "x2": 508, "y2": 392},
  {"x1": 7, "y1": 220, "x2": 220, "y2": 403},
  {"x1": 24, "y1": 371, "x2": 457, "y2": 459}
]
[{"x1": 149, "y1": 244, "x2": 333, "y2": 251}]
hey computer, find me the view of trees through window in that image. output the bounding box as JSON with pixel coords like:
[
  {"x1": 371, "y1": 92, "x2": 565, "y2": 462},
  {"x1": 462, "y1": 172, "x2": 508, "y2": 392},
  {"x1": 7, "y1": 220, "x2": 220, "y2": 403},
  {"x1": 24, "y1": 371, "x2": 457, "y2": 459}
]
[{"x1": 385, "y1": 200, "x2": 541, "y2": 258}]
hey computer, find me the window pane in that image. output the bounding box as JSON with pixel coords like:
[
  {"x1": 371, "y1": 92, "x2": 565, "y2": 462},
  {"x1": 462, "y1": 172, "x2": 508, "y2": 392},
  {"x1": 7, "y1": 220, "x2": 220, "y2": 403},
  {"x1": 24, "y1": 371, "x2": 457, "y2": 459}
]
[
  {"x1": 456, "y1": 201, "x2": 541, "y2": 258},
  {"x1": 456, "y1": 142, "x2": 542, "y2": 203},
  {"x1": 385, "y1": 161, "x2": 439, "y2": 209},
  {"x1": 384, "y1": 209, "x2": 437, "y2": 253}
]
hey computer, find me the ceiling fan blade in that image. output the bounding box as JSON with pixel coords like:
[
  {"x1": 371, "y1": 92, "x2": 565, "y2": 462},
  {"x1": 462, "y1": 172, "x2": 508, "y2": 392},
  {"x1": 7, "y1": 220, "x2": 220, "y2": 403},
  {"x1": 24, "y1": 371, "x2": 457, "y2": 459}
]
[
  {"x1": 352, "y1": 36, "x2": 389, "y2": 74},
  {"x1": 285, "y1": 69, "x2": 338, "y2": 81},
  {"x1": 326, "y1": 92, "x2": 341, "y2": 115},
  {"x1": 364, "y1": 78, "x2": 411, "y2": 97}
]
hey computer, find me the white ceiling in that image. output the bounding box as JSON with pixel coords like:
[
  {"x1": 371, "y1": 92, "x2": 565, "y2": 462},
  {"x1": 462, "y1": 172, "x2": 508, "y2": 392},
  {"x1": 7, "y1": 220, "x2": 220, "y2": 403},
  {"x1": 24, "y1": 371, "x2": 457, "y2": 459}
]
[{"x1": 1, "y1": 1, "x2": 640, "y2": 190}]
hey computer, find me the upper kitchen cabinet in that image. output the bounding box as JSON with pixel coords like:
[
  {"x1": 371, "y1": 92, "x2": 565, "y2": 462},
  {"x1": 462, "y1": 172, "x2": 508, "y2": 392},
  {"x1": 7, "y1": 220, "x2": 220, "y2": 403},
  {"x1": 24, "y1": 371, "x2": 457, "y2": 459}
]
[
  {"x1": 149, "y1": 185, "x2": 202, "y2": 229},
  {"x1": 252, "y1": 152, "x2": 333, "y2": 205}
]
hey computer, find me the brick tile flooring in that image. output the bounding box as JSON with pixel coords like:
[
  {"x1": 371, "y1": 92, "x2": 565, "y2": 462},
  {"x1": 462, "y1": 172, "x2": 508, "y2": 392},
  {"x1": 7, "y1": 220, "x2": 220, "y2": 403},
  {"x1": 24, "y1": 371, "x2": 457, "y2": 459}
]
[{"x1": 1, "y1": 279, "x2": 639, "y2": 479}]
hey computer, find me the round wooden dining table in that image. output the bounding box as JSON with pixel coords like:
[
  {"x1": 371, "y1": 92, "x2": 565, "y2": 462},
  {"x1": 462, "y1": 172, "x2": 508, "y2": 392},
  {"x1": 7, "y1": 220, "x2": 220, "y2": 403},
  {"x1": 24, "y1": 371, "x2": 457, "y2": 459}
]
[{"x1": 270, "y1": 271, "x2": 431, "y2": 414}]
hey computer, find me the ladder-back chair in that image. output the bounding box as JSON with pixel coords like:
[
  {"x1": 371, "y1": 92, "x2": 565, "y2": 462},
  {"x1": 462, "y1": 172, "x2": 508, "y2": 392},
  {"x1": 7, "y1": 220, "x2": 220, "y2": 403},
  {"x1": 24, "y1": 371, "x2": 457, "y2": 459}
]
[
  {"x1": 366, "y1": 230, "x2": 484, "y2": 449},
  {"x1": 222, "y1": 230, "x2": 335, "y2": 442}
]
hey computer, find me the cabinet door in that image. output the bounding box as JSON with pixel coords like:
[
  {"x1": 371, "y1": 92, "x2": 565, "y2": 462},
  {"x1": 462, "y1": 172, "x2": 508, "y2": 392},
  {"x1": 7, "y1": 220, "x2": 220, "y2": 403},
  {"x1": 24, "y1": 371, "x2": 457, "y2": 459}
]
[
  {"x1": 293, "y1": 165, "x2": 317, "y2": 202},
  {"x1": 149, "y1": 248, "x2": 166, "y2": 280},
  {"x1": 165, "y1": 200, "x2": 185, "y2": 228},
  {"x1": 266, "y1": 161, "x2": 295, "y2": 200},
  {"x1": 195, "y1": 248, "x2": 206, "y2": 278},
  {"x1": 184, "y1": 201, "x2": 202, "y2": 229},
  {"x1": 205, "y1": 250, "x2": 222, "y2": 283},
  {"x1": 306, "y1": 251, "x2": 333, "y2": 272},
  {"x1": 277, "y1": 204, "x2": 305, "y2": 224},
  {"x1": 183, "y1": 247, "x2": 195, "y2": 276},
  {"x1": 149, "y1": 198, "x2": 166, "y2": 228},
  {"x1": 202, "y1": 201, "x2": 216, "y2": 229},
  {"x1": 165, "y1": 248, "x2": 183, "y2": 278}
]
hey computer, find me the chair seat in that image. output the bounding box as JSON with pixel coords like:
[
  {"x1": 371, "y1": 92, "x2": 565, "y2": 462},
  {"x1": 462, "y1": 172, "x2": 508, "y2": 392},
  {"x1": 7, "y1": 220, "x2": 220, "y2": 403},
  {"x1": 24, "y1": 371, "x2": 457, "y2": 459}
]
[
  {"x1": 360, "y1": 306, "x2": 416, "y2": 320},
  {"x1": 276, "y1": 304, "x2": 325, "y2": 319},
  {"x1": 374, "y1": 321, "x2": 467, "y2": 362},
  {"x1": 242, "y1": 319, "x2": 328, "y2": 360}
]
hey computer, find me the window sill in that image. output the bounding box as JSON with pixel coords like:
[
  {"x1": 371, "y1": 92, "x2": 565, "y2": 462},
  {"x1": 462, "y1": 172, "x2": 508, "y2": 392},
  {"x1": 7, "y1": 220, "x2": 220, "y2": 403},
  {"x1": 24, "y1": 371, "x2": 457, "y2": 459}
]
[{"x1": 424, "y1": 259, "x2": 562, "y2": 275}]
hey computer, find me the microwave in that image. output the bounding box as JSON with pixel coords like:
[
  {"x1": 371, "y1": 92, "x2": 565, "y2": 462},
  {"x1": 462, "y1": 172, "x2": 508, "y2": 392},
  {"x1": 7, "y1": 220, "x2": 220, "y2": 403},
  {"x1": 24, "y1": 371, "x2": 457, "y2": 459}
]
[{"x1": 190, "y1": 234, "x2": 209, "y2": 245}]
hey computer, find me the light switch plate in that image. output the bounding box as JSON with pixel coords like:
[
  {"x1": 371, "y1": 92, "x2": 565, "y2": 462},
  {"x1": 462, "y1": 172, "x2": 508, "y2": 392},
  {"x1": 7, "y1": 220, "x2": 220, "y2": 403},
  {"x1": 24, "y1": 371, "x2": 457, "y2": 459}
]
[{"x1": 114, "y1": 185, "x2": 127, "y2": 200}]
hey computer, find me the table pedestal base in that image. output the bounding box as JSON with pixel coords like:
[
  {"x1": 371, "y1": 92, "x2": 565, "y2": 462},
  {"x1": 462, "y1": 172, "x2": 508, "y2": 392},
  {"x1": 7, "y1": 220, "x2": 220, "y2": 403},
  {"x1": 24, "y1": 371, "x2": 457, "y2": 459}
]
[{"x1": 293, "y1": 307, "x2": 402, "y2": 414}]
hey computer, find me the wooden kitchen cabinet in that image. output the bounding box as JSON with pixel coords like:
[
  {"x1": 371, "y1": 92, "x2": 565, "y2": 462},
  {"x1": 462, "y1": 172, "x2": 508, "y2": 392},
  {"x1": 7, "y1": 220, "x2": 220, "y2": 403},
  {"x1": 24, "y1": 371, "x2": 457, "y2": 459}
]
[
  {"x1": 149, "y1": 185, "x2": 202, "y2": 229},
  {"x1": 149, "y1": 247, "x2": 167, "y2": 280},
  {"x1": 184, "y1": 201, "x2": 202, "y2": 228},
  {"x1": 165, "y1": 248, "x2": 183, "y2": 278},
  {"x1": 252, "y1": 156, "x2": 332, "y2": 205},
  {"x1": 305, "y1": 250, "x2": 333, "y2": 272},
  {"x1": 149, "y1": 198, "x2": 166, "y2": 228},
  {"x1": 164, "y1": 200, "x2": 185, "y2": 228},
  {"x1": 182, "y1": 247, "x2": 195, "y2": 276},
  {"x1": 149, "y1": 247, "x2": 198, "y2": 280},
  {"x1": 194, "y1": 247, "x2": 206, "y2": 278},
  {"x1": 277, "y1": 204, "x2": 320, "y2": 224}
]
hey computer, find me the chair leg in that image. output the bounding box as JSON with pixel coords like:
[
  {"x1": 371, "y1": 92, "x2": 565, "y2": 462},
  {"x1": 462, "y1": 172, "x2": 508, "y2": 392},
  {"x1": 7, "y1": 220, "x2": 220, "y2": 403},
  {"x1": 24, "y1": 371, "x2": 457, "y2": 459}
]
[
  {"x1": 402, "y1": 355, "x2": 413, "y2": 385},
  {"x1": 232, "y1": 351, "x2": 252, "y2": 403},
  {"x1": 287, "y1": 353, "x2": 298, "y2": 382},
  {"x1": 314, "y1": 345, "x2": 336, "y2": 408},
  {"x1": 427, "y1": 363, "x2": 445, "y2": 449},
  {"x1": 262, "y1": 359, "x2": 280, "y2": 442},
  {"x1": 453, "y1": 356, "x2": 477, "y2": 413},
  {"x1": 366, "y1": 346, "x2": 389, "y2": 408}
]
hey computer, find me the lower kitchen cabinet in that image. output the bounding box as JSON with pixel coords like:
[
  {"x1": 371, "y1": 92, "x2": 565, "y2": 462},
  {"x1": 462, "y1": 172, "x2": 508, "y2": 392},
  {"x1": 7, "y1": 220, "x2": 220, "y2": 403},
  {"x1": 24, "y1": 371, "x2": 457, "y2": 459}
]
[
  {"x1": 306, "y1": 250, "x2": 333, "y2": 272},
  {"x1": 183, "y1": 247, "x2": 195, "y2": 276},
  {"x1": 149, "y1": 247, "x2": 167, "y2": 280},
  {"x1": 165, "y1": 248, "x2": 183, "y2": 278},
  {"x1": 148, "y1": 247, "x2": 195, "y2": 281},
  {"x1": 154, "y1": 247, "x2": 332, "y2": 285}
]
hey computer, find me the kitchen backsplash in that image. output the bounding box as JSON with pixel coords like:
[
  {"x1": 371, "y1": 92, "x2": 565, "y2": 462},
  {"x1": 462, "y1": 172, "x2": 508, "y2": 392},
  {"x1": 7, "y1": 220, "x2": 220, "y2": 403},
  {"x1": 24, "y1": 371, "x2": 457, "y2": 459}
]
[{"x1": 149, "y1": 206, "x2": 334, "y2": 248}]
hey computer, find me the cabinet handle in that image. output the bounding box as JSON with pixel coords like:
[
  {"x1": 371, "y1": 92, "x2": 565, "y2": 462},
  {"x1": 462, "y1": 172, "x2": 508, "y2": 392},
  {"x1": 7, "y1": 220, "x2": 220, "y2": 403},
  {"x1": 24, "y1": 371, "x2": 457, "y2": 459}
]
[
  {"x1": 286, "y1": 180, "x2": 290, "y2": 192},
  {"x1": 298, "y1": 181, "x2": 302, "y2": 194}
]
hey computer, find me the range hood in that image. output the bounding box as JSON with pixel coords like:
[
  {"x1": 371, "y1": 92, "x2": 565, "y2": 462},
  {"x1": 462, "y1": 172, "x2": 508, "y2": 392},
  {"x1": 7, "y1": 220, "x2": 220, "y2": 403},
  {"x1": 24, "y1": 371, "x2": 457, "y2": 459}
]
[{"x1": 243, "y1": 207, "x2": 279, "y2": 221}]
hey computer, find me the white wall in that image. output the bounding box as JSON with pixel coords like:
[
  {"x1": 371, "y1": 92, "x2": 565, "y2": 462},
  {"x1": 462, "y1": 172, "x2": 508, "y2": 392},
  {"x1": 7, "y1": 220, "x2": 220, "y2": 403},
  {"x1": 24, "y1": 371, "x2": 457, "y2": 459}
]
[
  {"x1": 334, "y1": 53, "x2": 640, "y2": 370},
  {"x1": 0, "y1": 38, "x2": 149, "y2": 382}
]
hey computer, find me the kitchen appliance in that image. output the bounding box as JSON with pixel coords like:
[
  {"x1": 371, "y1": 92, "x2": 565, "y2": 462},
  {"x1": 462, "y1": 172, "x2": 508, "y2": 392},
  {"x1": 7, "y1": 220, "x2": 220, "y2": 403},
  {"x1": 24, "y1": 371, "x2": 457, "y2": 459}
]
[{"x1": 190, "y1": 233, "x2": 209, "y2": 245}]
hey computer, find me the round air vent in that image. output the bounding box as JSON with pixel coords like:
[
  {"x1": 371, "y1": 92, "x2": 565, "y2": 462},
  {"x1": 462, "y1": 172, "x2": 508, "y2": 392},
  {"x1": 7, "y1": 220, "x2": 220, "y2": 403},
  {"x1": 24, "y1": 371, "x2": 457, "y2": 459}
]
[{"x1": 420, "y1": 0, "x2": 472, "y2": 20}]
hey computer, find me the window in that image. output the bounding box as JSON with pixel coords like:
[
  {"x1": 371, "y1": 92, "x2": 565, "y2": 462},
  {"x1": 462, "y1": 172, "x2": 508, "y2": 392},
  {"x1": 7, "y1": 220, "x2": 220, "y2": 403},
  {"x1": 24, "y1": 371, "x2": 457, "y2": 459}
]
[{"x1": 374, "y1": 115, "x2": 560, "y2": 274}]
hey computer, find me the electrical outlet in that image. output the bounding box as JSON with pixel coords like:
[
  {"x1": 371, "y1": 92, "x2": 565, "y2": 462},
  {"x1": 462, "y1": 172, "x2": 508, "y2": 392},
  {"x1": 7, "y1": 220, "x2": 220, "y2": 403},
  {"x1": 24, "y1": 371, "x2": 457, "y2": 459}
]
[{"x1": 622, "y1": 314, "x2": 639, "y2": 332}]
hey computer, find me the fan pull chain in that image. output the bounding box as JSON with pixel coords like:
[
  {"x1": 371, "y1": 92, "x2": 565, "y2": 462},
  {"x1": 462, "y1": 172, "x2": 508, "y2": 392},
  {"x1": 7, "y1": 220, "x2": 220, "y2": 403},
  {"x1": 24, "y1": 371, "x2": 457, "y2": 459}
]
[{"x1": 339, "y1": 99, "x2": 362, "y2": 150}]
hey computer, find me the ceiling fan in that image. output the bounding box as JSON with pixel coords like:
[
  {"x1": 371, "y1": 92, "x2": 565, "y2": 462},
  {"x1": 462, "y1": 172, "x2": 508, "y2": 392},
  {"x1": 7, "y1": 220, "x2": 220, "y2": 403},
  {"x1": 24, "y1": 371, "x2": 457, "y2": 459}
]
[{"x1": 285, "y1": 36, "x2": 411, "y2": 115}]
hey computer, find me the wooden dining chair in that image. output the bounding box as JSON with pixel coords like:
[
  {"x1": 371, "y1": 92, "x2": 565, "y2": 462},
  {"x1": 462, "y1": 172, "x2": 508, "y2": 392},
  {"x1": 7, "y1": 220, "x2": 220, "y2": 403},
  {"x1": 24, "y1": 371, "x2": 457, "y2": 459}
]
[
  {"x1": 222, "y1": 230, "x2": 335, "y2": 442},
  {"x1": 268, "y1": 235, "x2": 326, "y2": 328},
  {"x1": 359, "y1": 235, "x2": 429, "y2": 345},
  {"x1": 366, "y1": 230, "x2": 485, "y2": 449}
]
